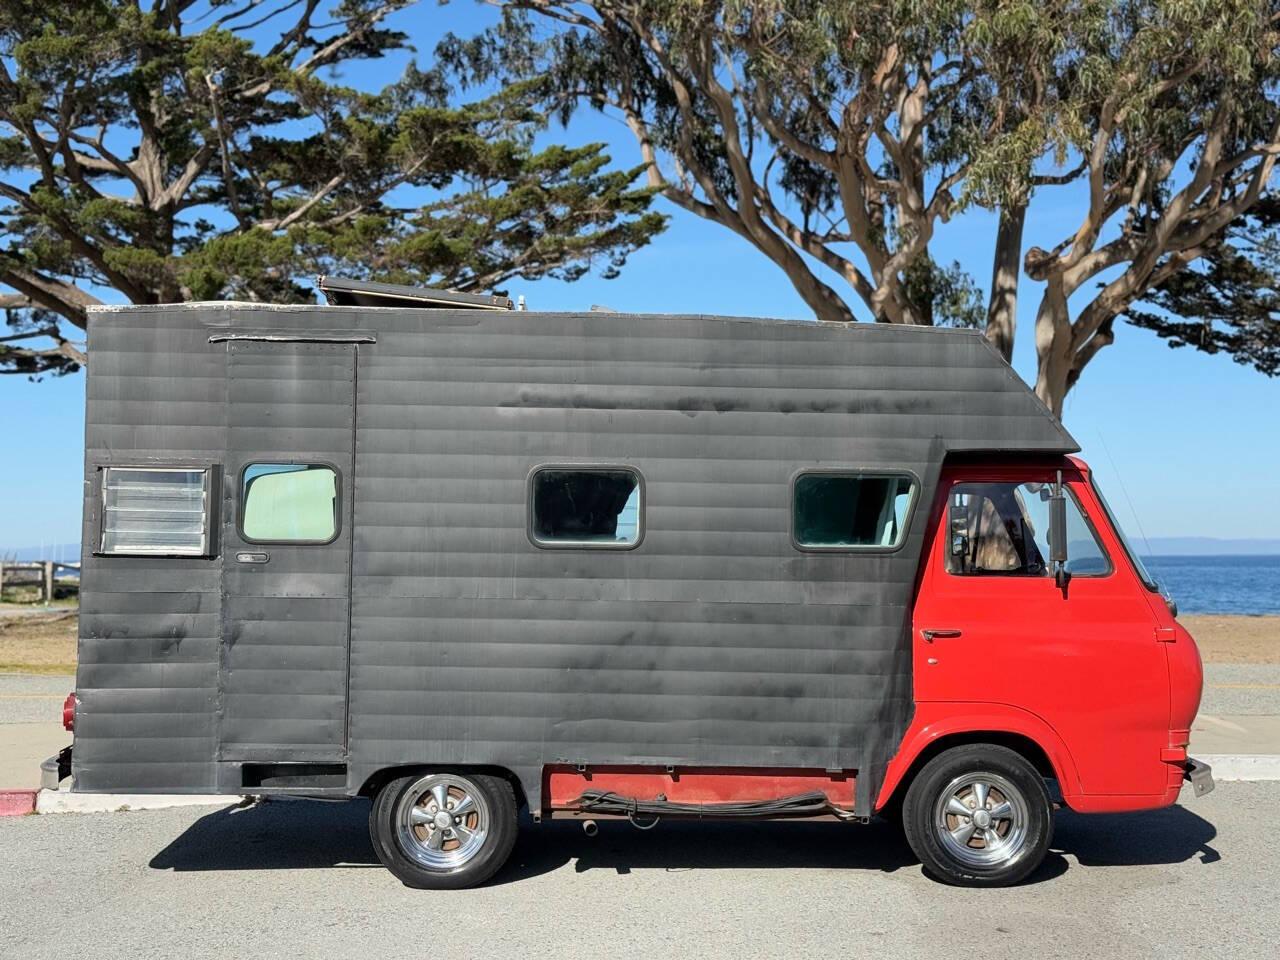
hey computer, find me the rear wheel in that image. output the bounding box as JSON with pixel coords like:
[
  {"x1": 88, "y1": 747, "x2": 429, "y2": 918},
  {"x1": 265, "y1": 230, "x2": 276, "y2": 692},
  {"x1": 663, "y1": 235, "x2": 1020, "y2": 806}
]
[
  {"x1": 903, "y1": 744, "x2": 1053, "y2": 887},
  {"x1": 370, "y1": 771, "x2": 518, "y2": 889}
]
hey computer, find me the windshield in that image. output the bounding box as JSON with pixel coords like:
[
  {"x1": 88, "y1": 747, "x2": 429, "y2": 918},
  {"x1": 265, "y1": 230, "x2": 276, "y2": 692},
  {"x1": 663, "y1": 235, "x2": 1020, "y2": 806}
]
[{"x1": 1090, "y1": 480, "x2": 1160, "y2": 592}]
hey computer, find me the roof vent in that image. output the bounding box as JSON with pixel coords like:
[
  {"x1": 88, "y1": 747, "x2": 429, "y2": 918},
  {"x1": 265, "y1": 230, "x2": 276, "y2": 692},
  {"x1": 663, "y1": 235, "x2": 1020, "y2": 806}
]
[{"x1": 316, "y1": 276, "x2": 513, "y2": 311}]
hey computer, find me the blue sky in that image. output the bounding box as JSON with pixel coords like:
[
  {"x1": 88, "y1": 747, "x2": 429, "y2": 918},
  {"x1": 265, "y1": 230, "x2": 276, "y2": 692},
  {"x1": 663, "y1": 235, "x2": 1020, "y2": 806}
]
[{"x1": 2, "y1": 2, "x2": 1278, "y2": 552}]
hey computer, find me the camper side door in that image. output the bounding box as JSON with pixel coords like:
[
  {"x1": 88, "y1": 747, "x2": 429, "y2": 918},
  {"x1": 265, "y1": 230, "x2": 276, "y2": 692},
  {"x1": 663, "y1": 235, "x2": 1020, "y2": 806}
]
[{"x1": 217, "y1": 341, "x2": 357, "y2": 764}]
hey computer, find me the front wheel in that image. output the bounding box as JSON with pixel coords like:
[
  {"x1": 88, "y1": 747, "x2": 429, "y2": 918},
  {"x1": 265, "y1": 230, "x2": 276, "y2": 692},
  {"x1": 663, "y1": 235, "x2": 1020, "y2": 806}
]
[
  {"x1": 370, "y1": 771, "x2": 518, "y2": 889},
  {"x1": 902, "y1": 744, "x2": 1053, "y2": 887}
]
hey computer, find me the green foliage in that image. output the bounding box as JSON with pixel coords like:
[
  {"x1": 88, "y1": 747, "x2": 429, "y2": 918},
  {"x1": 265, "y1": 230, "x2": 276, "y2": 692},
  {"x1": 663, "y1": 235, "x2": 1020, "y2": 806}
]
[
  {"x1": 903, "y1": 257, "x2": 988, "y2": 329},
  {"x1": 1126, "y1": 197, "x2": 1280, "y2": 376},
  {"x1": 0, "y1": 0, "x2": 667, "y2": 376}
]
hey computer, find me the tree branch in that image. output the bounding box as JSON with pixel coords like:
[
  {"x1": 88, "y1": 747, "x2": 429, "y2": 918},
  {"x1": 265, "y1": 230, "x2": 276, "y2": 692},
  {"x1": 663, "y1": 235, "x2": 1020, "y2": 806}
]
[{"x1": 0, "y1": 262, "x2": 103, "y2": 330}]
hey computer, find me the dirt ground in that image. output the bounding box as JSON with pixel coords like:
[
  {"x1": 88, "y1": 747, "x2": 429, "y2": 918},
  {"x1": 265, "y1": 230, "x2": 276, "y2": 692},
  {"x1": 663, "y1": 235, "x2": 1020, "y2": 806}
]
[
  {"x1": 1181, "y1": 615, "x2": 1280, "y2": 664},
  {"x1": 0, "y1": 610, "x2": 78, "y2": 674},
  {"x1": 0, "y1": 611, "x2": 1274, "y2": 674}
]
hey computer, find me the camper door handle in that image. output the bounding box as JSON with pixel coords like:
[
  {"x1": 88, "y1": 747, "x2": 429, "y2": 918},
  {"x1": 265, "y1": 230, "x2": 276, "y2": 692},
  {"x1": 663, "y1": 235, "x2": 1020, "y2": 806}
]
[
  {"x1": 235, "y1": 552, "x2": 270, "y2": 564},
  {"x1": 921, "y1": 628, "x2": 962, "y2": 642}
]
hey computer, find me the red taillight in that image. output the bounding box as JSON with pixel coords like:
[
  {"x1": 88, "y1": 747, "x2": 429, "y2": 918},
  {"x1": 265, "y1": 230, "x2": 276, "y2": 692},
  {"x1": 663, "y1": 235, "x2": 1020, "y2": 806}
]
[{"x1": 62, "y1": 692, "x2": 76, "y2": 732}]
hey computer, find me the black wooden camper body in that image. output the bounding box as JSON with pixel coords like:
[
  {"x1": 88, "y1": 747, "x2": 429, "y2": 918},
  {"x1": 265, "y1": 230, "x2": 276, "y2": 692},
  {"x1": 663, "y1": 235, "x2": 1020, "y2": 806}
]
[{"x1": 74, "y1": 301, "x2": 1076, "y2": 815}]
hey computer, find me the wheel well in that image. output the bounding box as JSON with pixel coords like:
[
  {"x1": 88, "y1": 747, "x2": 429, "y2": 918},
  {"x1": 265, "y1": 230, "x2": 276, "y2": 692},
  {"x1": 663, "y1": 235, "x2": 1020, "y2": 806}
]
[
  {"x1": 357, "y1": 765, "x2": 529, "y2": 812},
  {"x1": 882, "y1": 732, "x2": 1058, "y2": 811}
]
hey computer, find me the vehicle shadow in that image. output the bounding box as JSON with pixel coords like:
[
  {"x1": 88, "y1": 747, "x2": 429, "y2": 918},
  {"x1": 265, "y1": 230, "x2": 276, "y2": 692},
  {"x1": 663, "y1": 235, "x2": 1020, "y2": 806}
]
[
  {"x1": 1051, "y1": 803, "x2": 1221, "y2": 867},
  {"x1": 148, "y1": 799, "x2": 1219, "y2": 886},
  {"x1": 148, "y1": 798, "x2": 383, "y2": 872}
]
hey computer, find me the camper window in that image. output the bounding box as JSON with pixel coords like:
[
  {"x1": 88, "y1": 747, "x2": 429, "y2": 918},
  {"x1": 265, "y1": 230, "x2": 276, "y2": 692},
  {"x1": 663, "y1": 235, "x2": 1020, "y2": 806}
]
[
  {"x1": 792, "y1": 472, "x2": 916, "y2": 551},
  {"x1": 529, "y1": 467, "x2": 642, "y2": 548},
  {"x1": 100, "y1": 466, "x2": 211, "y2": 556},
  {"x1": 241, "y1": 463, "x2": 340, "y2": 544}
]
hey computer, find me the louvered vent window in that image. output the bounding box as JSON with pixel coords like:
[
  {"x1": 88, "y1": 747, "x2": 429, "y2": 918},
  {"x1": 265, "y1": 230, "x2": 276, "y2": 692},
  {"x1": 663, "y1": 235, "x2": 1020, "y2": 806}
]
[{"x1": 100, "y1": 467, "x2": 211, "y2": 556}]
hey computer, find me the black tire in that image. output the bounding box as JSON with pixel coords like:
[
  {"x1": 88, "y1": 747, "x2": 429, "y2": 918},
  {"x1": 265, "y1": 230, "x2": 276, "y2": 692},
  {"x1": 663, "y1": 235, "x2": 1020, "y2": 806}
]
[
  {"x1": 369, "y1": 771, "x2": 518, "y2": 890},
  {"x1": 902, "y1": 744, "x2": 1053, "y2": 887}
]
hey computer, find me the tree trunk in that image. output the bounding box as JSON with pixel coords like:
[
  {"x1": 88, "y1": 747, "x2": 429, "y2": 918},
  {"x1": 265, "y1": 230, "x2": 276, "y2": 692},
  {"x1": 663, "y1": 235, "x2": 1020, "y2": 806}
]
[
  {"x1": 1033, "y1": 277, "x2": 1074, "y2": 418},
  {"x1": 984, "y1": 201, "x2": 1025, "y2": 362}
]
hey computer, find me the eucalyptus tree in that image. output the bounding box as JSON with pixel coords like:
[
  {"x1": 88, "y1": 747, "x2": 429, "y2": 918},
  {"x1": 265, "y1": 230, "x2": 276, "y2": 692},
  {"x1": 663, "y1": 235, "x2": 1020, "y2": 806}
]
[
  {"x1": 1017, "y1": 1, "x2": 1280, "y2": 410},
  {"x1": 0, "y1": 0, "x2": 666, "y2": 376},
  {"x1": 464, "y1": 1, "x2": 991, "y2": 329},
  {"x1": 1125, "y1": 196, "x2": 1280, "y2": 377},
  {"x1": 477, "y1": 1, "x2": 1280, "y2": 413}
]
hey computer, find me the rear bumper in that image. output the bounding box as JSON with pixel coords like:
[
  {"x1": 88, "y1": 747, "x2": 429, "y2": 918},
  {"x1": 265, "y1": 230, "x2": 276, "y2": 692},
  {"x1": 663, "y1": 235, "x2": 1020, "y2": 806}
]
[
  {"x1": 40, "y1": 746, "x2": 71, "y2": 791},
  {"x1": 1184, "y1": 757, "x2": 1215, "y2": 798}
]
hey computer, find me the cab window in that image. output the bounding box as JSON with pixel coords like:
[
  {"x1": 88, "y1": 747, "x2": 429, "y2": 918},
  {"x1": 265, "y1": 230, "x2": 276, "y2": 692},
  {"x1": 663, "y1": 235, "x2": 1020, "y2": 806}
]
[{"x1": 946, "y1": 481, "x2": 1109, "y2": 577}]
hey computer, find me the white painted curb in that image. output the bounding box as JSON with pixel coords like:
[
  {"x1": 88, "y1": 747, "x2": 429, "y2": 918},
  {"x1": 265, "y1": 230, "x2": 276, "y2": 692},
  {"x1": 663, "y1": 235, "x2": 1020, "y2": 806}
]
[
  {"x1": 1197, "y1": 755, "x2": 1280, "y2": 781},
  {"x1": 36, "y1": 790, "x2": 239, "y2": 814}
]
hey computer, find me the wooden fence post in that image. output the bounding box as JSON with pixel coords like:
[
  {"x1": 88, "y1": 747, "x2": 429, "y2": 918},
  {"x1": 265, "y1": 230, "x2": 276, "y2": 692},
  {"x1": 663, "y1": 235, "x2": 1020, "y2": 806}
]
[
  {"x1": 44, "y1": 561, "x2": 55, "y2": 604},
  {"x1": 0, "y1": 562, "x2": 6, "y2": 600}
]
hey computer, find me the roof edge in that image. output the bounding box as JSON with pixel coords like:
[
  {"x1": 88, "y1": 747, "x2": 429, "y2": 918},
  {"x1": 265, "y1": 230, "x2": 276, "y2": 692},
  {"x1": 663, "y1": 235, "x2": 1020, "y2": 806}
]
[{"x1": 85, "y1": 302, "x2": 992, "y2": 337}]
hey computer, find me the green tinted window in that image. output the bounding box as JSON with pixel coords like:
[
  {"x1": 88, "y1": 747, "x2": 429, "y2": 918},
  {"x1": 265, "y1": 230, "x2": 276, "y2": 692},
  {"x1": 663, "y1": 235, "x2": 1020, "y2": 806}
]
[
  {"x1": 793, "y1": 473, "x2": 915, "y2": 549},
  {"x1": 241, "y1": 464, "x2": 338, "y2": 543}
]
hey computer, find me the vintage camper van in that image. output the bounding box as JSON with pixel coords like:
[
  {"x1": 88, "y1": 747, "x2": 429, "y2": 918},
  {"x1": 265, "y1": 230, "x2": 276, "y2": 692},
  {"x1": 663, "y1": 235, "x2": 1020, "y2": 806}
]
[{"x1": 58, "y1": 278, "x2": 1211, "y2": 889}]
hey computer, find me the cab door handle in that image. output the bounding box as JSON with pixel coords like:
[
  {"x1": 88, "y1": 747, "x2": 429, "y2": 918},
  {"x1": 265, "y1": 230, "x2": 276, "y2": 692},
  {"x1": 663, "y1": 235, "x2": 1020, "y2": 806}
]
[{"x1": 922, "y1": 628, "x2": 962, "y2": 642}]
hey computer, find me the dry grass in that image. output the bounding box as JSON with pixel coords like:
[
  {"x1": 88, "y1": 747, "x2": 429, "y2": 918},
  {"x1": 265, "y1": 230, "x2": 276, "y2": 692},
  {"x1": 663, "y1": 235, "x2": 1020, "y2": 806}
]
[
  {"x1": 0, "y1": 611, "x2": 78, "y2": 674},
  {"x1": 0, "y1": 612, "x2": 1273, "y2": 676}
]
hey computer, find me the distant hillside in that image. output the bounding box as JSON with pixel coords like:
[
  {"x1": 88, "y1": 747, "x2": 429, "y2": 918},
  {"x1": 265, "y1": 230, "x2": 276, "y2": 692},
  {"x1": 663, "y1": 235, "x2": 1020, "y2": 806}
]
[{"x1": 1140, "y1": 538, "x2": 1280, "y2": 556}]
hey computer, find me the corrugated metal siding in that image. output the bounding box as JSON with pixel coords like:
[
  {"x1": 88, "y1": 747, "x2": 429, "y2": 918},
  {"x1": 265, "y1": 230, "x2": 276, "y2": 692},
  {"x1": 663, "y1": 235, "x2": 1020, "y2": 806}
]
[
  {"x1": 75, "y1": 310, "x2": 225, "y2": 792},
  {"x1": 346, "y1": 311, "x2": 1070, "y2": 813},
  {"x1": 74, "y1": 304, "x2": 1075, "y2": 812}
]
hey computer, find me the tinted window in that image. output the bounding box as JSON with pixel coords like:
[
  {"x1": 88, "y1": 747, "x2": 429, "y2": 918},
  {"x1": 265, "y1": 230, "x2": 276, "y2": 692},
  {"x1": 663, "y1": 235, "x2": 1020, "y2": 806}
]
[
  {"x1": 946, "y1": 481, "x2": 1109, "y2": 576},
  {"x1": 793, "y1": 474, "x2": 915, "y2": 549},
  {"x1": 530, "y1": 469, "x2": 641, "y2": 547},
  {"x1": 242, "y1": 463, "x2": 338, "y2": 543},
  {"x1": 100, "y1": 467, "x2": 210, "y2": 556}
]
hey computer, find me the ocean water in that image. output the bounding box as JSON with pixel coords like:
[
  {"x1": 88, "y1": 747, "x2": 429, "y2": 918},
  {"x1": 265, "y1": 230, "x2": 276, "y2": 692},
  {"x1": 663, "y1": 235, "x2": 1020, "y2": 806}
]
[{"x1": 1141, "y1": 555, "x2": 1280, "y2": 616}]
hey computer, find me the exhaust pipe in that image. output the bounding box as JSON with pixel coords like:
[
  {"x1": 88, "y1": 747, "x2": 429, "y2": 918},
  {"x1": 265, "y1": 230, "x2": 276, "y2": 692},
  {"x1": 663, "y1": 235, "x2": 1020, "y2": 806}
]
[{"x1": 582, "y1": 819, "x2": 598, "y2": 837}]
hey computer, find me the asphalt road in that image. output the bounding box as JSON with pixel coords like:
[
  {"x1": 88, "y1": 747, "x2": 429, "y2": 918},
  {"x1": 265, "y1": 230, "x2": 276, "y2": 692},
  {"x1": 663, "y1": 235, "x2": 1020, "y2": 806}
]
[
  {"x1": 1198, "y1": 664, "x2": 1280, "y2": 714},
  {"x1": 0, "y1": 674, "x2": 70, "y2": 724},
  {"x1": 2, "y1": 783, "x2": 1276, "y2": 960}
]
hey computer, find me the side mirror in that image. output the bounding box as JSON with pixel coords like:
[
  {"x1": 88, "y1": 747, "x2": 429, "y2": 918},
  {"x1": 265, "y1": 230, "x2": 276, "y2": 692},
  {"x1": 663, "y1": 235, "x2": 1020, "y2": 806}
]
[{"x1": 1049, "y1": 471, "x2": 1068, "y2": 588}]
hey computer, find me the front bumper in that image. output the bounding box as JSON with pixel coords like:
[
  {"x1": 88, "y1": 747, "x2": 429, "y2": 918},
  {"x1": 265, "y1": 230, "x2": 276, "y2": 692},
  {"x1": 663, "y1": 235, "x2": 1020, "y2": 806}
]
[{"x1": 1184, "y1": 758, "x2": 1215, "y2": 798}]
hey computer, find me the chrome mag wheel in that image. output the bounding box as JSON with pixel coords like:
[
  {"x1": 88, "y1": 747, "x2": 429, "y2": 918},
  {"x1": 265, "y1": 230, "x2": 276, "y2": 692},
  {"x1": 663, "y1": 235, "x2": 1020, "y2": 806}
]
[
  {"x1": 394, "y1": 773, "x2": 492, "y2": 871},
  {"x1": 933, "y1": 772, "x2": 1030, "y2": 869}
]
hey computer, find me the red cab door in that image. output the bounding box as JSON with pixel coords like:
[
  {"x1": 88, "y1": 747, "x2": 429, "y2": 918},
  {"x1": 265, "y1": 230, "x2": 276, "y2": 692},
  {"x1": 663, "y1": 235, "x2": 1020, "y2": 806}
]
[{"x1": 912, "y1": 463, "x2": 1170, "y2": 799}]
